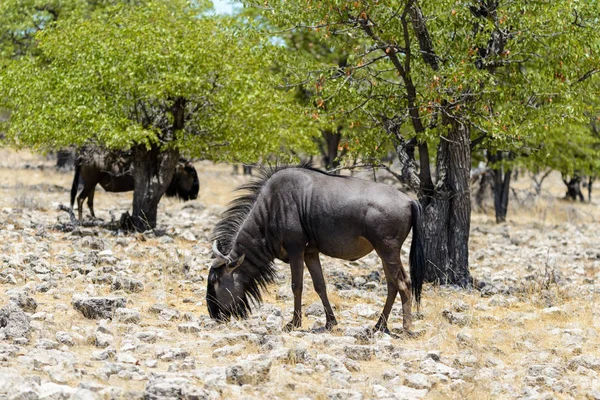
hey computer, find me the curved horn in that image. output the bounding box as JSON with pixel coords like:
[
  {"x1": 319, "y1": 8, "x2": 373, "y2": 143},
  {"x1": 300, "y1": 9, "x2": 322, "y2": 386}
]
[{"x1": 212, "y1": 241, "x2": 229, "y2": 262}]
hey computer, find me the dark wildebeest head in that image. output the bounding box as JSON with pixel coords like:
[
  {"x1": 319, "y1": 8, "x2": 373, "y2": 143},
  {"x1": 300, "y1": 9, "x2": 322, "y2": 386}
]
[
  {"x1": 165, "y1": 160, "x2": 199, "y2": 201},
  {"x1": 206, "y1": 241, "x2": 251, "y2": 321},
  {"x1": 206, "y1": 172, "x2": 278, "y2": 321}
]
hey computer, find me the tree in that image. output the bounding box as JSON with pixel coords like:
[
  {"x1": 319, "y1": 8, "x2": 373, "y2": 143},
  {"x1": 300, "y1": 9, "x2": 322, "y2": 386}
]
[
  {"x1": 515, "y1": 77, "x2": 600, "y2": 203},
  {"x1": 0, "y1": 0, "x2": 146, "y2": 59},
  {"x1": 246, "y1": 0, "x2": 599, "y2": 285},
  {"x1": 0, "y1": 1, "x2": 311, "y2": 230}
]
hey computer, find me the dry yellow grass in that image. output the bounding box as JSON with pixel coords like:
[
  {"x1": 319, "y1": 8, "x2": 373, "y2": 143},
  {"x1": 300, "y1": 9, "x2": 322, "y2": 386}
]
[{"x1": 0, "y1": 149, "x2": 599, "y2": 398}]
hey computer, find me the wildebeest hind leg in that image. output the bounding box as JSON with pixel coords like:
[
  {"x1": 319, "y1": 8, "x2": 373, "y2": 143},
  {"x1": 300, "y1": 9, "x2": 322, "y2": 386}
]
[
  {"x1": 396, "y1": 259, "x2": 412, "y2": 332},
  {"x1": 375, "y1": 254, "x2": 412, "y2": 333},
  {"x1": 77, "y1": 193, "x2": 86, "y2": 221},
  {"x1": 284, "y1": 252, "x2": 305, "y2": 332},
  {"x1": 87, "y1": 188, "x2": 96, "y2": 218},
  {"x1": 305, "y1": 252, "x2": 337, "y2": 330},
  {"x1": 374, "y1": 264, "x2": 398, "y2": 334}
]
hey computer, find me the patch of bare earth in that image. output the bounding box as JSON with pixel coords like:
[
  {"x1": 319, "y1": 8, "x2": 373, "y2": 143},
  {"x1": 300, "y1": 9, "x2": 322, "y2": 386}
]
[{"x1": 0, "y1": 148, "x2": 599, "y2": 399}]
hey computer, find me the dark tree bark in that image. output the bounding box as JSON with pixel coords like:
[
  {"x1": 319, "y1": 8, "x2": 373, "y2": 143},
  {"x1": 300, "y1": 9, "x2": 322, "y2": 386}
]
[
  {"x1": 484, "y1": 151, "x2": 513, "y2": 223},
  {"x1": 493, "y1": 168, "x2": 511, "y2": 223},
  {"x1": 317, "y1": 126, "x2": 344, "y2": 173},
  {"x1": 488, "y1": 152, "x2": 512, "y2": 223},
  {"x1": 588, "y1": 176, "x2": 595, "y2": 203},
  {"x1": 233, "y1": 164, "x2": 253, "y2": 175},
  {"x1": 125, "y1": 145, "x2": 179, "y2": 231},
  {"x1": 420, "y1": 117, "x2": 472, "y2": 286}
]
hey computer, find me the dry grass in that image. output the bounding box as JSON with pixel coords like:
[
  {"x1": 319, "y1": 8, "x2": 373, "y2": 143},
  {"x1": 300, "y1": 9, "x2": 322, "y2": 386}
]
[{"x1": 0, "y1": 149, "x2": 599, "y2": 398}]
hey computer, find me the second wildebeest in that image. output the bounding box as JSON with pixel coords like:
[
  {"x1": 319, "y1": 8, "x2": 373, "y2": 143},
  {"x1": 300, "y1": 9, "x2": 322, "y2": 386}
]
[
  {"x1": 70, "y1": 156, "x2": 199, "y2": 220},
  {"x1": 207, "y1": 163, "x2": 425, "y2": 333}
]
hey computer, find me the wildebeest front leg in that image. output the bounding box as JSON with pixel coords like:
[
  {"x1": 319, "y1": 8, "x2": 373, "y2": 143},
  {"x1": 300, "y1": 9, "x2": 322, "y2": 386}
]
[
  {"x1": 284, "y1": 252, "x2": 305, "y2": 332},
  {"x1": 305, "y1": 252, "x2": 337, "y2": 330}
]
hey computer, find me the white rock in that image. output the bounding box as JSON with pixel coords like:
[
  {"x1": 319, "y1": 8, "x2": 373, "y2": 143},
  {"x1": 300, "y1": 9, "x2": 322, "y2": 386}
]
[
  {"x1": 95, "y1": 332, "x2": 114, "y2": 348},
  {"x1": 114, "y1": 308, "x2": 141, "y2": 324},
  {"x1": 226, "y1": 359, "x2": 271, "y2": 385},
  {"x1": 213, "y1": 344, "x2": 245, "y2": 358},
  {"x1": 352, "y1": 304, "x2": 378, "y2": 319},
  {"x1": 372, "y1": 384, "x2": 392, "y2": 399},
  {"x1": 265, "y1": 314, "x2": 283, "y2": 333},
  {"x1": 392, "y1": 385, "x2": 428, "y2": 399},
  {"x1": 117, "y1": 352, "x2": 137, "y2": 364},
  {"x1": 404, "y1": 373, "x2": 432, "y2": 390},
  {"x1": 327, "y1": 389, "x2": 363, "y2": 400}
]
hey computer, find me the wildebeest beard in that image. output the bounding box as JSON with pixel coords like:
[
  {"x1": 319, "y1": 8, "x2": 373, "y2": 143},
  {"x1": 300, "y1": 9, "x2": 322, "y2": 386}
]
[{"x1": 206, "y1": 268, "x2": 255, "y2": 321}]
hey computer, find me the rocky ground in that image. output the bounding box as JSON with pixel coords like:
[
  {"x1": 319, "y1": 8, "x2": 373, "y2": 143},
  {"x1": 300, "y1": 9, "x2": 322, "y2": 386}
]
[{"x1": 0, "y1": 149, "x2": 599, "y2": 400}]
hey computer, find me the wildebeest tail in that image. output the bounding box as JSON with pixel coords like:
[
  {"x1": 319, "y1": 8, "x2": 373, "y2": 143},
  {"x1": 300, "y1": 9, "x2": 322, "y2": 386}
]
[
  {"x1": 70, "y1": 163, "x2": 81, "y2": 208},
  {"x1": 409, "y1": 200, "x2": 425, "y2": 306}
]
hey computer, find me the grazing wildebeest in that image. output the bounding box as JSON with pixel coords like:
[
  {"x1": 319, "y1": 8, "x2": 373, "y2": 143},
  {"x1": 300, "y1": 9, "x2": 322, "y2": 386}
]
[
  {"x1": 70, "y1": 157, "x2": 199, "y2": 221},
  {"x1": 207, "y1": 164, "x2": 425, "y2": 333}
]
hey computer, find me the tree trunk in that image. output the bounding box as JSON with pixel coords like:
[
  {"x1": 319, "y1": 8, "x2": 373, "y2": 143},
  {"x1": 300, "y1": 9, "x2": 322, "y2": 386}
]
[
  {"x1": 475, "y1": 170, "x2": 493, "y2": 211},
  {"x1": 588, "y1": 177, "x2": 594, "y2": 203},
  {"x1": 320, "y1": 127, "x2": 344, "y2": 172},
  {"x1": 421, "y1": 118, "x2": 472, "y2": 287},
  {"x1": 531, "y1": 168, "x2": 552, "y2": 196},
  {"x1": 487, "y1": 151, "x2": 512, "y2": 223},
  {"x1": 493, "y1": 167, "x2": 511, "y2": 223},
  {"x1": 124, "y1": 145, "x2": 179, "y2": 231}
]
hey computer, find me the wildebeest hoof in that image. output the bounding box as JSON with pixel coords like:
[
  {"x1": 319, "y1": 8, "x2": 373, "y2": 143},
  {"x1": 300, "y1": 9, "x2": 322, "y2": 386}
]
[
  {"x1": 371, "y1": 325, "x2": 391, "y2": 336},
  {"x1": 325, "y1": 319, "x2": 338, "y2": 330},
  {"x1": 283, "y1": 320, "x2": 300, "y2": 332}
]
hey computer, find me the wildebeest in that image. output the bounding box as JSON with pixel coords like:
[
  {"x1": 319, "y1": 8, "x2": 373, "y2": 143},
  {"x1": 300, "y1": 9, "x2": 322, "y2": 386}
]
[
  {"x1": 207, "y1": 163, "x2": 425, "y2": 333},
  {"x1": 70, "y1": 157, "x2": 199, "y2": 220}
]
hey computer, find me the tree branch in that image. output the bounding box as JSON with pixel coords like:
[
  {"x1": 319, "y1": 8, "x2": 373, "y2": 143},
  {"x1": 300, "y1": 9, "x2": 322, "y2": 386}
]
[
  {"x1": 409, "y1": 2, "x2": 440, "y2": 70},
  {"x1": 470, "y1": 134, "x2": 487, "y2": 150},
  {"x1": 572, "y1": 69, "x2": 599, "y2": 86}
]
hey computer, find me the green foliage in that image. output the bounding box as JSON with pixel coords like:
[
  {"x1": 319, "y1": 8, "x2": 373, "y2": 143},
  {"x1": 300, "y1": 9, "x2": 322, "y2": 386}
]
[
  {"x1": 244, "y1": 0, "x2": 599, "y2": 170},
  {"x1": 0, "y1": 1, "x2": 313, "y2": 161},
  {"x1": 0, "y1": 0, "x2": 152, "y2": 59}
]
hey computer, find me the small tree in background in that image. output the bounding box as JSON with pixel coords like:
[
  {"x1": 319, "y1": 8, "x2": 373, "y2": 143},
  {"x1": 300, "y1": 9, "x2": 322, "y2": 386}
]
[{"x1": 0, "y1": 1, "x2": 313, "y2": 230}]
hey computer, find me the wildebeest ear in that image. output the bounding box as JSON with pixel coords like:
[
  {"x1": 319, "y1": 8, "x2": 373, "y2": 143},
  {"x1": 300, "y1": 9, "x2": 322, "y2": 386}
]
[{"x1": 227, "y1": 254, "x2": 245, "y2": 272}]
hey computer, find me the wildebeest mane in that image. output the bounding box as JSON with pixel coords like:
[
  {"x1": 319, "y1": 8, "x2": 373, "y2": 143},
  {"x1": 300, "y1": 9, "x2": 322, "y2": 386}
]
[{"x1": 211, "y1": 162, "x2": 335, "y2": 315}]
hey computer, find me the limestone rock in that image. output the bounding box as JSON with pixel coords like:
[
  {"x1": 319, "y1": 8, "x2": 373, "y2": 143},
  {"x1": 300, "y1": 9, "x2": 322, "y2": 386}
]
[
  {"x1": 226, "y1": 359, "x2": 271, "y2": 385},
  {"x1": 72, "y1": 297, "x2": 126, "y2": 320},
  {"x1": 0, "y1": 302, "x2": 31, "y2": 339}
]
